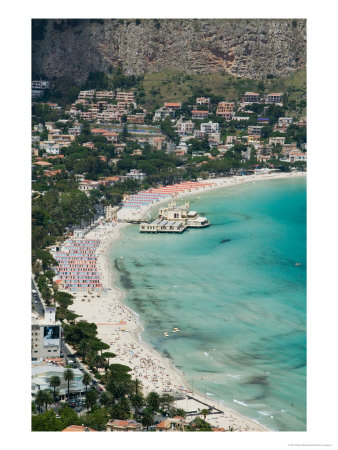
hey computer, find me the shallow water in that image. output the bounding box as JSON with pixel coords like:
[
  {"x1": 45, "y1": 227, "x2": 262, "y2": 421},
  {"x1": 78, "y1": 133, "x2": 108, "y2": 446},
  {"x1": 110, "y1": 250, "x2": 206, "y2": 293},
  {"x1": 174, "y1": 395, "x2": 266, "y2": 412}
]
[{"x1": 110, "y1": 177, "x2": 306, "y2": 431}]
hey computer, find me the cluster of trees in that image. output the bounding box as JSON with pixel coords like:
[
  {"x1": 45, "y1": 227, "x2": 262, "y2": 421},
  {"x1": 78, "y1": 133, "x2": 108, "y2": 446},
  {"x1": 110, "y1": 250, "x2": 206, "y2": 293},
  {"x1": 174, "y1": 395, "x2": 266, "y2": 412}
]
[{"x1": 32, "y1": 181, "x2": 96, "y2": 254}]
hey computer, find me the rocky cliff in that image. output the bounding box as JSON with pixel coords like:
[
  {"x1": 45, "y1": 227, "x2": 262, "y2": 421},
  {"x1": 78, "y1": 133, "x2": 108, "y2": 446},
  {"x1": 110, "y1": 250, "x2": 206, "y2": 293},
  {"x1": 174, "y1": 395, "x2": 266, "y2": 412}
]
[{"x1": 32, "y1": 19, "x2": 306, "y2": 84}]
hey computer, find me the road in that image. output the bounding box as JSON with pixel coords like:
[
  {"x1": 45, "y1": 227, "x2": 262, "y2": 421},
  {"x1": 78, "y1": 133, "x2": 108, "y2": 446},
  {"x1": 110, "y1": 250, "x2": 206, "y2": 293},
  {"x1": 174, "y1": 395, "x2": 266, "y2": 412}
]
[{"x1": 31, "y1": 276, "x2": 45, "y2": 317}]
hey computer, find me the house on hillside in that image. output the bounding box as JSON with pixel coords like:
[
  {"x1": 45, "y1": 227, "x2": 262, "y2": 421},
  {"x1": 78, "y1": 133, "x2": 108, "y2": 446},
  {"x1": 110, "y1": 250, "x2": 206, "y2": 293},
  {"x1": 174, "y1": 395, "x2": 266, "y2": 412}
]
[
  {"x1": 191, "y1": 110, "x2": 209, "y2": 120},
  {"x1": 216, "y1": 102, "x2": 235, "y2": 120}
]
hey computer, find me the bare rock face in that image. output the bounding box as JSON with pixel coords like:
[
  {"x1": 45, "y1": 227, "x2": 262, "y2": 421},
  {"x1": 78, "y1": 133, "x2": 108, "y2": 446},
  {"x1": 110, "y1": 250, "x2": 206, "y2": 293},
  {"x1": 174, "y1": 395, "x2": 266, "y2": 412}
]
[{"x1": 32, "y1": 19, "x2": 306, "y2": 83}]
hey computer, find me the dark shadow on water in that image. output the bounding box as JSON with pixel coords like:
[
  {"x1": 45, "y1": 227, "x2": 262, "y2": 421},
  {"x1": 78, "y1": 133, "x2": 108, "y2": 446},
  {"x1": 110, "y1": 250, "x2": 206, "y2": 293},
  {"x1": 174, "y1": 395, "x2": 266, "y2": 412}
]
[{"x1": 220, "y1": 238, "x2": 231, "y2": 244}]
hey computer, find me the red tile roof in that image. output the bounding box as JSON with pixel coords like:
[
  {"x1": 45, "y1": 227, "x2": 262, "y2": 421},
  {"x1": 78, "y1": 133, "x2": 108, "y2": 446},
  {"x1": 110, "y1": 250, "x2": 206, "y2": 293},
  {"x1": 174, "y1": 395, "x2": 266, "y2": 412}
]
[
  {"x1": 156, "y1": 421, "x2": 170, "y2": 429},
  {"x1": 62, "y1": 425, "x2": 97, "y2": 432},
  {"x1": 35, "y1": 161, "x2": 52, "y2": 166}
]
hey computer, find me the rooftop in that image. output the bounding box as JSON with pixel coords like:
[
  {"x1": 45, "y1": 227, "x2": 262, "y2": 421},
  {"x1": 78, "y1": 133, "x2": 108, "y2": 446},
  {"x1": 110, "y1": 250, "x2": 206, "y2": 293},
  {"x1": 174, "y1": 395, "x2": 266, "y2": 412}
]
[{"x1": 62, "y1": 425, "x2": 97, "y2": 432}]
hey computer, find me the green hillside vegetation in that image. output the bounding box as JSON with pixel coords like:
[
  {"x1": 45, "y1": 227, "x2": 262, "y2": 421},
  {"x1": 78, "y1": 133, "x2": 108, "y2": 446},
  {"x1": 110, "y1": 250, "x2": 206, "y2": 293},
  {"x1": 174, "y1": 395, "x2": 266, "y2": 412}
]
[{"x1": 140, "y1": 69, "x2": 306, "y2": 116}]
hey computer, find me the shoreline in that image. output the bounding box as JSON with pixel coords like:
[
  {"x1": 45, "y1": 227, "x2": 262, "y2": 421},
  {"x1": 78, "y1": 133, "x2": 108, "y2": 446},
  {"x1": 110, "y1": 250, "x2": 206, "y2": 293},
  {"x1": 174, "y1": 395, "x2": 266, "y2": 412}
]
[{"x1": 69, "y1": 171, "x2": 305, "y2": 431}]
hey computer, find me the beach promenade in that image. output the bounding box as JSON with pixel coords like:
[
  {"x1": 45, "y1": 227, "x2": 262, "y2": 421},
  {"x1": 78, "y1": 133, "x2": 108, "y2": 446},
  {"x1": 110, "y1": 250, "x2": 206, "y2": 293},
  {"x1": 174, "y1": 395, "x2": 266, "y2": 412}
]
[{"x1": 65, "y1": 171, "x2": 305, "y2": 431}]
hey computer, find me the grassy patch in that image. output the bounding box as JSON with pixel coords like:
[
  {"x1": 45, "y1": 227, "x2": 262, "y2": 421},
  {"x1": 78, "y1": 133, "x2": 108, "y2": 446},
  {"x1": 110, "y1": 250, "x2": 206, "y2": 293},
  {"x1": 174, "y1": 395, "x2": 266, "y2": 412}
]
[{"x1": 139, "y1": 69, "x2": 306, "y2": 116}]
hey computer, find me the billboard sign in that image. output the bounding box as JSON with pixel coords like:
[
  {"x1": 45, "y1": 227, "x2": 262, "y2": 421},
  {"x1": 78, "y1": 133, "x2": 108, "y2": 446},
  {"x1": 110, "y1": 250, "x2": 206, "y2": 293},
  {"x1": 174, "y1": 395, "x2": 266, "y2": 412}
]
[{"x1": 43, "y1": 326, "x2": 60, "y2": 347}]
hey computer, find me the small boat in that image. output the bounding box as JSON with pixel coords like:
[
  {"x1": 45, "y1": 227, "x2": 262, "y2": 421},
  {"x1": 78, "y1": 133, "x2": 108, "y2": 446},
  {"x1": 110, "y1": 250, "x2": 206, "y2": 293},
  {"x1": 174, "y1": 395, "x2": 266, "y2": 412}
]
[
  {"x1": 295, "y1": 262, "x2": 302, "y2": 266},
  {"x1": 172, "y1": 327, "x2": 180, "y2": 333},
  {"x1": 164, "y1": 332, "x2": 169, "y2": 337}
]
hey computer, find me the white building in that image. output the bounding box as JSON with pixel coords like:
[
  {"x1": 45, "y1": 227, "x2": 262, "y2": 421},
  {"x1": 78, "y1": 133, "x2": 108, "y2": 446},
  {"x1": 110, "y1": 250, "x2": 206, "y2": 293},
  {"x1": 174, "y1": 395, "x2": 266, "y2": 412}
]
[
  {"x1": 45, "y1": 147, "x2": 60, "y2": 155},
  {"x1": 269, "y1": 136, "x2": 286, "y2": 146},
  {"x1": 277, "y1": 117, "x2": 293, "y2": 127},
  {"x1": 200, "y1": 121, "x2": 220, "y2": 134},
  {"x1": 175, "y1": 119, "x2": 195, "y2": 136},
  {"x1": 125, "y1": 169, "x2": 146, "y2": 181},
  {"x1": 32, "y1": 80, "x2": 51, "y2": 90},
  {"x1": 79, "y1": 180, "x2": 101, "y2": 194},
  {"x1": 31, "y1": 365, "x2": 86, "y2": 400},
  {"x1": 248, "y1": 125, "x2": 263, "y2": 136},
  {"x1": 31, "y1": 308, "x2": 62, "y2": 360}
]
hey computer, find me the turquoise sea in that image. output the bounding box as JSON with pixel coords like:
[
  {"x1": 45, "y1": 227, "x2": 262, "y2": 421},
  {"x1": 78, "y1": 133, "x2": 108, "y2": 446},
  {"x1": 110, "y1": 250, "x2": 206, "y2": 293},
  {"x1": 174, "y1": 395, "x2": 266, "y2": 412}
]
[{"x1": 110, "y1": 176, "x2": 306, "y2": 431}]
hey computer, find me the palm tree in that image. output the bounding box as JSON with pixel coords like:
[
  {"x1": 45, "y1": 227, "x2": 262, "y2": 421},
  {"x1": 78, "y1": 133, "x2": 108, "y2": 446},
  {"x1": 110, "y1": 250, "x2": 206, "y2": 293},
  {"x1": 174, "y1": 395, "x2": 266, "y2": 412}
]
[
  {"x1": 141, "y1": 408, "x2": 154, "y2": 431},
  {"x1": 93, "y1": 354, "x2": 104, "y2": 371},
  {"x1": 146, "y1": 391, "x2": 160, "y2": 412},
  {"x1": 78, "y1": 339, "x2": 90, "y2": 362},
  {"x1": 85, "y1": 387, "x2": 99, "y2": 411},
  {"x1": 43, "y1": 390, "x2": 54, "y2": 411},
  {"x1": 82, "y1": 373, "x2": 92, "y2": 394},
  {"x1": 63, "y1": 368, "x2": 74, "y2": 401},
  {"x1": 173, "y1": 408, "x2": 186, "y2": 418},
  {"x1": 35, "y1": 390, "x2": 45, "y2": 414},
  {"x1": 133, "y1": 377, "x2": 142, "y2": 395},
  {"x1": 117, "y1": 397, "x2": 131, "y2": 419},
  {"x1": 130, "y1": 393, "x2": 144, "y2": 417},
  {"x1": 49, "y1": 376, "x2": 61, "y2": 401},
  {"x1": 87, "y1": 350, "x2": 98, "y2": 370},
  {"x1": 160, "y1": 393, "x2": 174, "y2": 412},
  {"x1": 99, "y1": 391, "x2": 112, "y2": 408},
  {"x1": 200, "y1": 408, "x2": 209, "y2": 420}
]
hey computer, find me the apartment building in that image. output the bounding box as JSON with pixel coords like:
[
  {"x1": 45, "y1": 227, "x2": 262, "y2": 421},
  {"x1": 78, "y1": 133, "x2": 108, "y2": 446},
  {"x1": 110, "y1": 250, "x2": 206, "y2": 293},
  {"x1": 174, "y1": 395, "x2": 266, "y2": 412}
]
[
  {"x1": 116, "y1": 91, "x2": 135, "y2": 103},
  {"x1": 269, "y1": 136, "x2": 286, "y2": 146},
  {"x1": 164, "y1": 102, "x2": 181, "y2": 110},
  {"x1": 32, "y1": 80, "x2": 50, "y2": 90},
  {"x1": 31, "y1": 308, "x2": 61, "y2": 359},
  {"x1": 191, "y1": 110, "x2": 209, "y2": 120},
  {"x1": 127, "y1": 113, "x2": 146, "y2": 124},
  {"x1": 176, "y1": 120, "x2": 195, "y2": 136},
  {"x1": 216, "y1": 102, "x2": 235, "y2": 119},
  {"x1": 242, "y1": 92, "x2": 260, "y2": 104},
  {"x1": 78, "y1": 90, "x2": 95, "y2": 99},
  {"x1": 96, "y1": 90, "x2": 115, "y2": 99},
  {"x1": 248, "y1": 125, "x2": 263, "y2": 136},
  {"x1": 200, "y1": 121, "x2": 220, "y2": 134},
  {"x1": 196, "y1": 97, "x2": 210, "y2": 107},
  {"x1": 265, "y1": 93, "x2": 283, "y2": 105},
  {"x1": 278, "y1": 117, "x2": 293, "y2": 127}
]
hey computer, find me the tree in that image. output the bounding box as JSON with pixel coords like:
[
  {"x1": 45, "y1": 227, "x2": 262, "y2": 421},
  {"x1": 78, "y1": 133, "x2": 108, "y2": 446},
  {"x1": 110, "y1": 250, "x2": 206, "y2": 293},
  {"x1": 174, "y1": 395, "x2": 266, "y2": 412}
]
[
  {"x1": 146, "y1": 391, "x2": 160, "y2": 412},
  {"x1": 132, "y1": 378, "x2": 142, "y2": 395},
  {"x1": 85, "y1": 387, "x2": 99, "y2": 411},
  {"x1": 78, "y1": 339, "x2": 90, "y2": 361},
  {"x1": 82, "y1": 408, "x2": 110, "y2": 431},
  {"x1": 160, "y1": 394, "x2": 174, "y2": 412},
  {"x1": 43, "y1": 390, "x2": 54, "y2": 411},
  {"x1": 173, "y1": 408, "x2": 186, "y2": 418},
  {"x1": 188, "y1": 417, "x2": 212, "y2": 431},
  {"x1": 99, "y1": 391, "x2": 113, "y2": 408},
  {"x1": 49, "y1": 376, "x2": 61, "y2": 401},
  {"x1": 130, "y1": 393, "x2": 144, "y2": 417},
  {"x1": 116, "y1": 397, "x2": 131, "y2": 419},
  {"x1": 63, "y1": 368, "x2": 74, "y2": 401},
  {"x1": 200, "y1": 408, "x2": 209, "y2": 420},
  {"x1": 82, "y1": 373, "x2": 92, "y2": 393},
  {"x1": 35, "y1": 390, "x2": 46, "y2": 414},
  {"x1": 141, "y1": 408, "x2": 154, "y2": 431},
  {"x1": 101, "y1": 352, "x2": 117, "y2": 367}
]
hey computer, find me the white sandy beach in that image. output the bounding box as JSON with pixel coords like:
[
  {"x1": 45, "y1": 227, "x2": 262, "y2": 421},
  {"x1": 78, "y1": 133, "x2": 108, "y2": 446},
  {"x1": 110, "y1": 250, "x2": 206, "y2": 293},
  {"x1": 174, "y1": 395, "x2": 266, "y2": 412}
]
[{"x1": 68, "y1": 171, "x2": 305, "y2": 431}]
